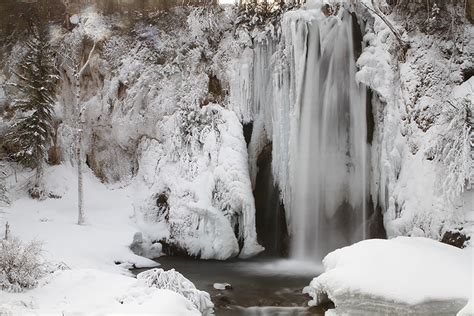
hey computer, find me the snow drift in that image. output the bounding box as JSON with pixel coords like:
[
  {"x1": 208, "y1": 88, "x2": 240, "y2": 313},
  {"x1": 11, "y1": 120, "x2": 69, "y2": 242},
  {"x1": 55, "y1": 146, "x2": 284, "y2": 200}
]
[{"x1": 305, "y1": 237, "x2": 473, "y2": 315}]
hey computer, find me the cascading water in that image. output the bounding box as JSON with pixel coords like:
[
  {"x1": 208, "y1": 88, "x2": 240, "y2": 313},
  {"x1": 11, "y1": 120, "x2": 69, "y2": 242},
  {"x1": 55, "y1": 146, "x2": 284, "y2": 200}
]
[
  {"x1": 290, "y1": 11, "x2": 369, "y2": 261},
  {"x1": 231, "y1": 6, "x2": 370, "y2": 262}
]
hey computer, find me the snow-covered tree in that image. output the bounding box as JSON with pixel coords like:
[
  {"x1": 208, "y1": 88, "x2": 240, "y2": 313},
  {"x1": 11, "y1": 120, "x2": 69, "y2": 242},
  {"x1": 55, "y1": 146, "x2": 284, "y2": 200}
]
[
  {"x1": 433, "y1": 98, "x2": 473, "y2": 204},
  {"x1": 5, "y1": 27, "x2": 58, "y2": 199}
]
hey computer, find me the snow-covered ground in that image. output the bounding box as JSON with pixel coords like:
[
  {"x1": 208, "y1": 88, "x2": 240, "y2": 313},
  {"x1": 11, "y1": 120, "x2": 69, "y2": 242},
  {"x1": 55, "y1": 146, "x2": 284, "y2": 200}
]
[
  {"x1": 1, "y1": 269, "x2": 200, "y2": 315},
  {"x1": 0, "y1": 165, "x2": 201, "y2": 315},
  {"x1": 305, "y1": 237, "x2": 473, "y2": 315}
]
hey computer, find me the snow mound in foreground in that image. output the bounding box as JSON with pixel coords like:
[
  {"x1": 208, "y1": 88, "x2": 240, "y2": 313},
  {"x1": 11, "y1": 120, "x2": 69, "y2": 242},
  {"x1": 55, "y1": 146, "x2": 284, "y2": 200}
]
[
  {"x1": 457, "y1": 299, "x2": 474, "y2": 316},
  {"x1": 305, "y1": 237, "x2": 473, "y2": 314},
  {"x1": 0, "y1": 269, "x2": 200, "y2": 315},
  {"x1": 137, "y1": 268, "x2": 214, "y2": 314}
]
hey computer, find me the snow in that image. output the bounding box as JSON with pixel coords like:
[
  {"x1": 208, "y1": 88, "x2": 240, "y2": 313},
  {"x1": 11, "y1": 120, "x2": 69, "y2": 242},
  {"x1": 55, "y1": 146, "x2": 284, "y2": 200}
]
[
  {"x1": 305, "y1": 237, "x2": 473, "y2": 314},
  {"x1": 0, "y1": 269, "x2": 199, "y2": 315},
  {"x1": 458, "y1": 299, "x2": 474, "y2": 316},
  {"x1": 2, "y1": 164, "x2": 156, "y2": 271},
  {"x1": 0, "y1": 164, "x2": 201, "y2": 315},
  {"x1": 355, "y1": 1, "x2": 474, "y2": 240},
  {"x1": 137, "y1": 268, "x2": 214, "y2": 314},
  {"x1": 213, "y1": 282, "x2": 231, "y2": 290},
  {"x1": 49, "y1": 6, "x2": 263, "y2": 260}
]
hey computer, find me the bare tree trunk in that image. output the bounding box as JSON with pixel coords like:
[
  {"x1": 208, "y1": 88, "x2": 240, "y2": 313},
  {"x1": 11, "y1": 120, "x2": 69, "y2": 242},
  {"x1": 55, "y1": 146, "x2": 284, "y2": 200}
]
[
  {"x1": 468, "y1": 106, "x2": 474, "y2": 190},
  {"x1": 75, "y1": 69, "x2": 85, "y2": 225},
  {"x1": 4, "y1": 222, "x2": 10, "y2": 240},
  {"x1": 75, "y1": 41, "x2": 96, "y2": 226}
]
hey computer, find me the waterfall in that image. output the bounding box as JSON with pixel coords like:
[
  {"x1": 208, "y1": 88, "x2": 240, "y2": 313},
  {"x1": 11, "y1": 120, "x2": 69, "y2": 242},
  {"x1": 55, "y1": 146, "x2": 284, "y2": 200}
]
[
  {"x1": 231, "y1": 7, "x2": 370, "y2": 261},
  {"x1": 289, "y1": 11, "x2": 368, "y2": 261}
]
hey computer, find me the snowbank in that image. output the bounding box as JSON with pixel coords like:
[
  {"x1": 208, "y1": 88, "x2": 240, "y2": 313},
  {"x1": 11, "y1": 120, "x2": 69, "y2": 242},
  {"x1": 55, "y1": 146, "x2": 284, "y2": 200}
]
[
  {"x1": 305, "y1": 237, "x2": 473, "y2": 314},
  {"x1": 457, "y1": 299, "x2": 474, "y2": 316},
  {"x1": 0, "y1": 269, "x2": 200, "y2": 315}
]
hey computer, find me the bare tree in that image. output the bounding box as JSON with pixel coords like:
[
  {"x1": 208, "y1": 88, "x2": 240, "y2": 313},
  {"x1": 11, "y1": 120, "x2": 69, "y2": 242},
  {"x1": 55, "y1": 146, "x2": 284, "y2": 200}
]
[
  {"x1": 75, "y1": 41, "x2": 97, "y2": 225},
  {"x1": 57, "y1": 38, "x2": 99, "y2": 225},
  {"x1": 55, "y1": 8, "x2": 109, "y2": 225},
  {"x1": 4, "y1": 222, "x2": 9, "y2": 241}
]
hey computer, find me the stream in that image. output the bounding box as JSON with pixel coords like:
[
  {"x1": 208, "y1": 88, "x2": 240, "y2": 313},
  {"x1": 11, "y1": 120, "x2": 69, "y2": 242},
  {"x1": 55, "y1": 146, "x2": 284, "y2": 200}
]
[{"x1": 133, "y1": 256, "x2": 329, "y2": 315}]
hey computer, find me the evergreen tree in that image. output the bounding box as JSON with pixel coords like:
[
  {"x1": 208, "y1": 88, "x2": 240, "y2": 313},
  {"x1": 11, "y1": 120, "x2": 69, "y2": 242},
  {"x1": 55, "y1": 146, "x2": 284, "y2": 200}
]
[{"x1": 6, "y1": 27, "x2": 58, "y2": 198}]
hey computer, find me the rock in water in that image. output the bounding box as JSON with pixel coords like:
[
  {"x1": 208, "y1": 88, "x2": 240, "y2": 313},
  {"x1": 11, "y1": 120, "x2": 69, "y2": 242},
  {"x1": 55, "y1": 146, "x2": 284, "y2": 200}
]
[{"x1": 213, "y1": 283, "x2": 232, "y2": 290}]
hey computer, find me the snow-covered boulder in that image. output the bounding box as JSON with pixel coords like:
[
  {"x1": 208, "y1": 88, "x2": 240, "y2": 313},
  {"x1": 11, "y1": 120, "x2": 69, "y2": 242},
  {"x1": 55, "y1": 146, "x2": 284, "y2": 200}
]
[
  {"x1": 133, "y1": 105, "x2": 263, "y2": 260},
  {"x1": 137, "y1": 268, "x2": 214, "y2": 314},
  {"x1": 305, "y1": 237, "x2": 473, "y2": 314},
  {"x1": 130, "y1": 232, "x2": 163, "y2": 259}
]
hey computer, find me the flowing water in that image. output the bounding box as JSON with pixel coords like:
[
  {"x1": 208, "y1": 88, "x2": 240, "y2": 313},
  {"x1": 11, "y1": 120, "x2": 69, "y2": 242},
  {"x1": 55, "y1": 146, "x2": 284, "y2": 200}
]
[
  {"x1": 290, "y1": 11, "x2": 369, "y2": 262},
  {"x1": 133, "y1": 256, "x2": 327, "y2": 316}
]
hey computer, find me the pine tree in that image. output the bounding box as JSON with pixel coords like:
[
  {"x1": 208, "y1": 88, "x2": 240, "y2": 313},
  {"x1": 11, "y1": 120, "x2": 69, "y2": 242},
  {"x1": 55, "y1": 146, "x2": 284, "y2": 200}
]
[{"x1": 6, "y1": 27, "x2": 58, "y2": 199}]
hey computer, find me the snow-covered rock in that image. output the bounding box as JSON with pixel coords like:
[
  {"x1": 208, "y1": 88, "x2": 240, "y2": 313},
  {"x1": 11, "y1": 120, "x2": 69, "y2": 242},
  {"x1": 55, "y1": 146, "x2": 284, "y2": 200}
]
[
  {"x1": 137, "y1": 268, "x2": 214, "y2": 314},
  {"x1": 130, "y1": 232, "x2": 163, "y2": 259},
  {"x1": 213, "y1": 282, "x2": 232, "y2": 290},
  {"x1": 305, "y1": 237, "x2": 473, "y2": 314}
]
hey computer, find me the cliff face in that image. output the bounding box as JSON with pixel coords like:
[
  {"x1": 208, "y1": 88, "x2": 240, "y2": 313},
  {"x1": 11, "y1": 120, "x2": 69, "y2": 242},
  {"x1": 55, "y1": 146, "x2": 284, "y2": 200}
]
[
  {"x1": 0, "y1": 1, "x2": 472, "y2": 260},
  {"x1": 358, "y1": 1, "x2": 473, "y2": 242}
]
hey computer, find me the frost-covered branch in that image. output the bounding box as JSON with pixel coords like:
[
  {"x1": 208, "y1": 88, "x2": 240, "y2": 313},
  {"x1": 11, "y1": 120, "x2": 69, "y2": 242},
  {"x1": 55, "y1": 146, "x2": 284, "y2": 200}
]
[
  {"x1": 432, "y1": 98, "x2": 472, "y2": 203},
  {"x1": 360, "y1": 0, "x2": 410, "y2": 51}
]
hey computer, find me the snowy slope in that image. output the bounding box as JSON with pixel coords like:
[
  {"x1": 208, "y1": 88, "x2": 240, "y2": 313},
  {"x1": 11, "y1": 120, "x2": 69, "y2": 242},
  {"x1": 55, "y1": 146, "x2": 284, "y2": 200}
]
[
  {"x1": 2, "y1": 164, "x2": 155, "y2": 271},
  {"x1": 0, "y1": 164, "x2": 200, "y2": 315}
]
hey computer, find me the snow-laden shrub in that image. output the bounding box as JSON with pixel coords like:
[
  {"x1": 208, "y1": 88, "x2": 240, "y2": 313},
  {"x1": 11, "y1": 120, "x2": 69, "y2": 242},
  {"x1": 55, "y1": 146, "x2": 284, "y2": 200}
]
[
  {"x1": 137, "y1": 268, "x2": 213, "y2": 314},
  {"x1": 187, "y1": 7, "x2": 220, "y2": 40},
  {"x1": 432, "y1": 98, "x2": 472, "y2": 204},
  {"x1": 0, "y1": 237, "x2": 44, "y2": 292}
]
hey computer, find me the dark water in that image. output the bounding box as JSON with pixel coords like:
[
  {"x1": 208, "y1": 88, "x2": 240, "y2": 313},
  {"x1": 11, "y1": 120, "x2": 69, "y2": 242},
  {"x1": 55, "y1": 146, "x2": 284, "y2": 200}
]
[{"x1": 133, "y1": 256, "x2": 326, "y2": 315}]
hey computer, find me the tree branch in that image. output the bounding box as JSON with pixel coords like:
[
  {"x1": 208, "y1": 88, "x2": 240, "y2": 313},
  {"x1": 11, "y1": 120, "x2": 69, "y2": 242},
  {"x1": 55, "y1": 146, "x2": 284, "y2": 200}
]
[
  {"x1": 78, "y1": 41, "x2": 97, "y2": 77},
  {"x1": 360, "y1": 0, "x2": 410, "y2": 50}
]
